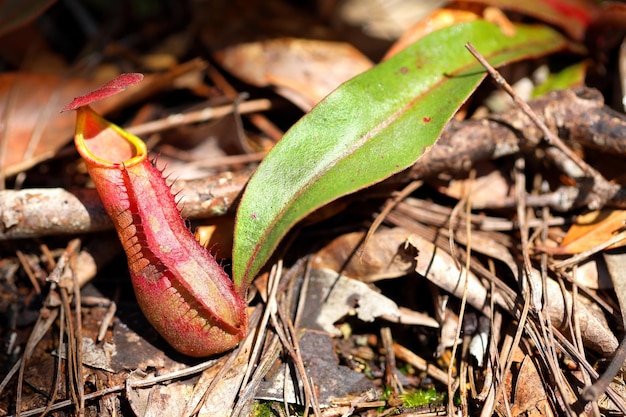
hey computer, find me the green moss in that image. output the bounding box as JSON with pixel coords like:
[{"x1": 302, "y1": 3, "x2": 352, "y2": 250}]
[
  {"x1": 399, "y1": 388, "x2": 444, "y2": 408},
  {"x1": 251, "y1": 401, "x2": 276, "y2": 417}
]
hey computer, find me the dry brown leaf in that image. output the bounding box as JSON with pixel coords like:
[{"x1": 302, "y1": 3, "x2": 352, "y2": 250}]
[
  {"x1": 301, "y1": 268, "x2": 437, "y2": 335},
  {"x1": 191, "y1": 334, "x2": 256, "y2": 416},
  {"x1": 305, "y1": 268, "x2": 404, "y2": 335},
  {"x1": 558, "y1": 209, "x2": 626, "y2": 254},
  {"x1": 2, "y1": 61, "x2": 207, "y2": 177},
  {"x1": 602, "y1": 250, "x2": 626, "y2": 326},
  {"x1": 571, "y1": 257, "x2": 614, "y2": 290},
  {"x1": 0, "y1": 73, "x2": 105, "y2": 177},
  {"x1": 311, "y1": 228, "x2": 416, "y2": 281},
  {"x1": 454, "y1": 229, "x2": 518, "y2": 276},
  {"x1": 496, "y1": 352, "x2": 553, "y2": 417},
  {"x1": 215, "y1": 38, "x2": 373, "y2": 111},
  {"x1": 339, "y1": 0, "x2": 447, "y2": 41},
  {"x1": 126, "y1": 369, "x2": 196, "y2": 417},
  {"x1": 437, "y1": 162, "x2": 513, "y2": 209},
  {"x1": 511, "y1": 356, "x2": 553, "y2": 417}
]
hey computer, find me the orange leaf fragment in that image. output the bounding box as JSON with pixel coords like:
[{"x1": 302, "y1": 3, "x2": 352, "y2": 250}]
[{"x1": 558, "y1": 209, "x2": 626, "y2": 254}]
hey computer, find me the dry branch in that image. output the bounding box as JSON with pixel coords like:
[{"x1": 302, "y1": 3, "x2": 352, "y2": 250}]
[
  {"x1": 0, "y1": 170, "x2": 251, "y2": 239},
  {"x1": 411, "y1": 87, "x2": 626, "y2": 210}
]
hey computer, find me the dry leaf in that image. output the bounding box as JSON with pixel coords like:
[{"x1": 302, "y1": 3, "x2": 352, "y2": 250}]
[
  {"x1": 215, "y1": 38, "x2": 373, "y2": 111},
  {"x1": 496, "y1": 352, "x2": 553, "y2": 417},
  {"x1": 304, "y1": 268, "x2": 402, "y2": 335},
  {"x1": 126, "y1": 369, "x2": 195, "y2": 417},
  {"x1": 340, "y1": 0, "x2": 447, "y2": 41},
  {"x1": 61, "y1": 337, "x2": 116, "y2": 372},
  {"x1": 571, "y1": 256, "x2": 614, "y2": 290},
  {"x1": 436, "y1": 161, "x2": 513, "y2": 209},
  {"x1": 511, "y1": 356, "x2": 553, "y2": 417},
  {"x1": 192, "y1": 330, "x2": 256, "y2": 417},
  {"x1": 0, "y1": 73, "x2": 105, "y2": 176},
  {"x1": 2, "y1": 61, "x2": 206, "y2": 177},
  {"x1": 311, "y1": 228, "x2": 416, "y2": 281},
  {"x1": 558, "y1": 209, "x2": 626, "y2": 254},
  {"x1": 602, "y1": 250, "x2": 626, "y2": 326}
]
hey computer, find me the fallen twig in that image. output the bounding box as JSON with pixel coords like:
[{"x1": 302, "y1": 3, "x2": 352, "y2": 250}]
[{"x1": 0, "y1": 170, "x2": 251, "y2": 239}]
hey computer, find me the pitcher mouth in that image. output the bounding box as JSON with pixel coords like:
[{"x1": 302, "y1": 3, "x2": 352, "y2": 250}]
[{"x1": 75, "y1": 105, "x2": 147, "y2": 169}]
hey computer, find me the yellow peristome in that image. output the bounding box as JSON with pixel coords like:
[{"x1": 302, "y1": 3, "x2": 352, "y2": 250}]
[{"x1": 75, "y1": 106, "x2": 147, "y2": 168}]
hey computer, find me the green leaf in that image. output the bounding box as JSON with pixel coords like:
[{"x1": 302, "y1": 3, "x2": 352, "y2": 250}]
[
  {"x1": 233, "y1": 20, "x2": 567, "y2": 290},
  {"x1": 532, "y1": 62, "x2": 586, "y2": 97}
]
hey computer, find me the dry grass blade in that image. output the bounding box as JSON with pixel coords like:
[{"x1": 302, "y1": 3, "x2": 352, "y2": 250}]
[
  {"x1": 233, "y1": 259, "x2": 320, "y2": 417},
  {"x1": 8, "y1": 240, "x2": 83, "y2": 416},
  {"x1": 183, "y1": 308, "x2": 261, "y2": 416},
  {"x1": 571, "y1": 282, "x2": 602, "y2": 416},
  {"x1": 381, "y1": 327, "x2": 402, "y2": 394},
  {"x1": 14, "y1": 251, "x2": 41, "y2": 294},
  {"x1": 232, "y1": 261, "x2": 305, "y2": 416},
  {"x1": 445, "y1": 177, "x2": 474, "y2": 413},
  {"x1": 269, "y1": 261, "x2": 321, "y2": 417},
  {"x1": 126, "y1": 98, "x2": 273, "y2": 137},
  {"x1": 361, "y1": 180, "x2": 423, "y2": 256}
]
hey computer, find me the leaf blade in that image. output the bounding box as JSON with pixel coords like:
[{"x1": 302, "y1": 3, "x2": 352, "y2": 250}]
[{"x1": 233, "y1": 20, "x2": 568, "y2": 289}]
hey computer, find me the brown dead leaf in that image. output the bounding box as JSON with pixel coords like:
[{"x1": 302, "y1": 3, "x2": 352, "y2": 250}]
[
  {"x1": 558, "y1": 209, "x2": 626, "y2": 254},
  {"x1": 2, "y1": 60, "x2": 207, "y2": 178},
  {"x1": 338, "y1": 0, "x2": 447, "y2": 41},
  {"x1": 603, "y1": 250, "x2": 626, "y2": 327},
  {"x1": 0, "y1": 72, "x2": 145, "y2": 177},
  {"x1": 0, "y1": 73, "x2": 104, "y2": 177},
  {"x1": 126, "y1": 369, "x2": 196, "y2": 417},
  {"x1": 300, "y1": 267, "x2": 438, "y2": 336},
  {"x1": 215, "y1": 38, "x2": 373, "y2": 111},
  {"x1": 311, "y1": 228, "x2": 415, "y2": 281},
  {"x1": 124, "y1": 311, "x2": 257, "y2": 417},
  {"x1": 512, "y1": 356, "x2": 553, "y2": 417},
  {"x1": 571, "y1": 257, "x2": 614, "y2": 290},
  {"x1": 304, "y1": 268, "x2": 404, "y2": 335},
  {"x1": 496, "y1": 352, "x2": 553, "y2": 417},
  {"x1": 190, "y1": 326, "x2": 256, "y2": 417},
  {"x1": 437, "y1": 161, "x2": 513, "y2": 209}
]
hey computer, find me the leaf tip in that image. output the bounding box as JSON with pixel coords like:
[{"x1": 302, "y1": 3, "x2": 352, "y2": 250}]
[{"x1": 61, "y1": 73, "x2": 144, "y2": 112}]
